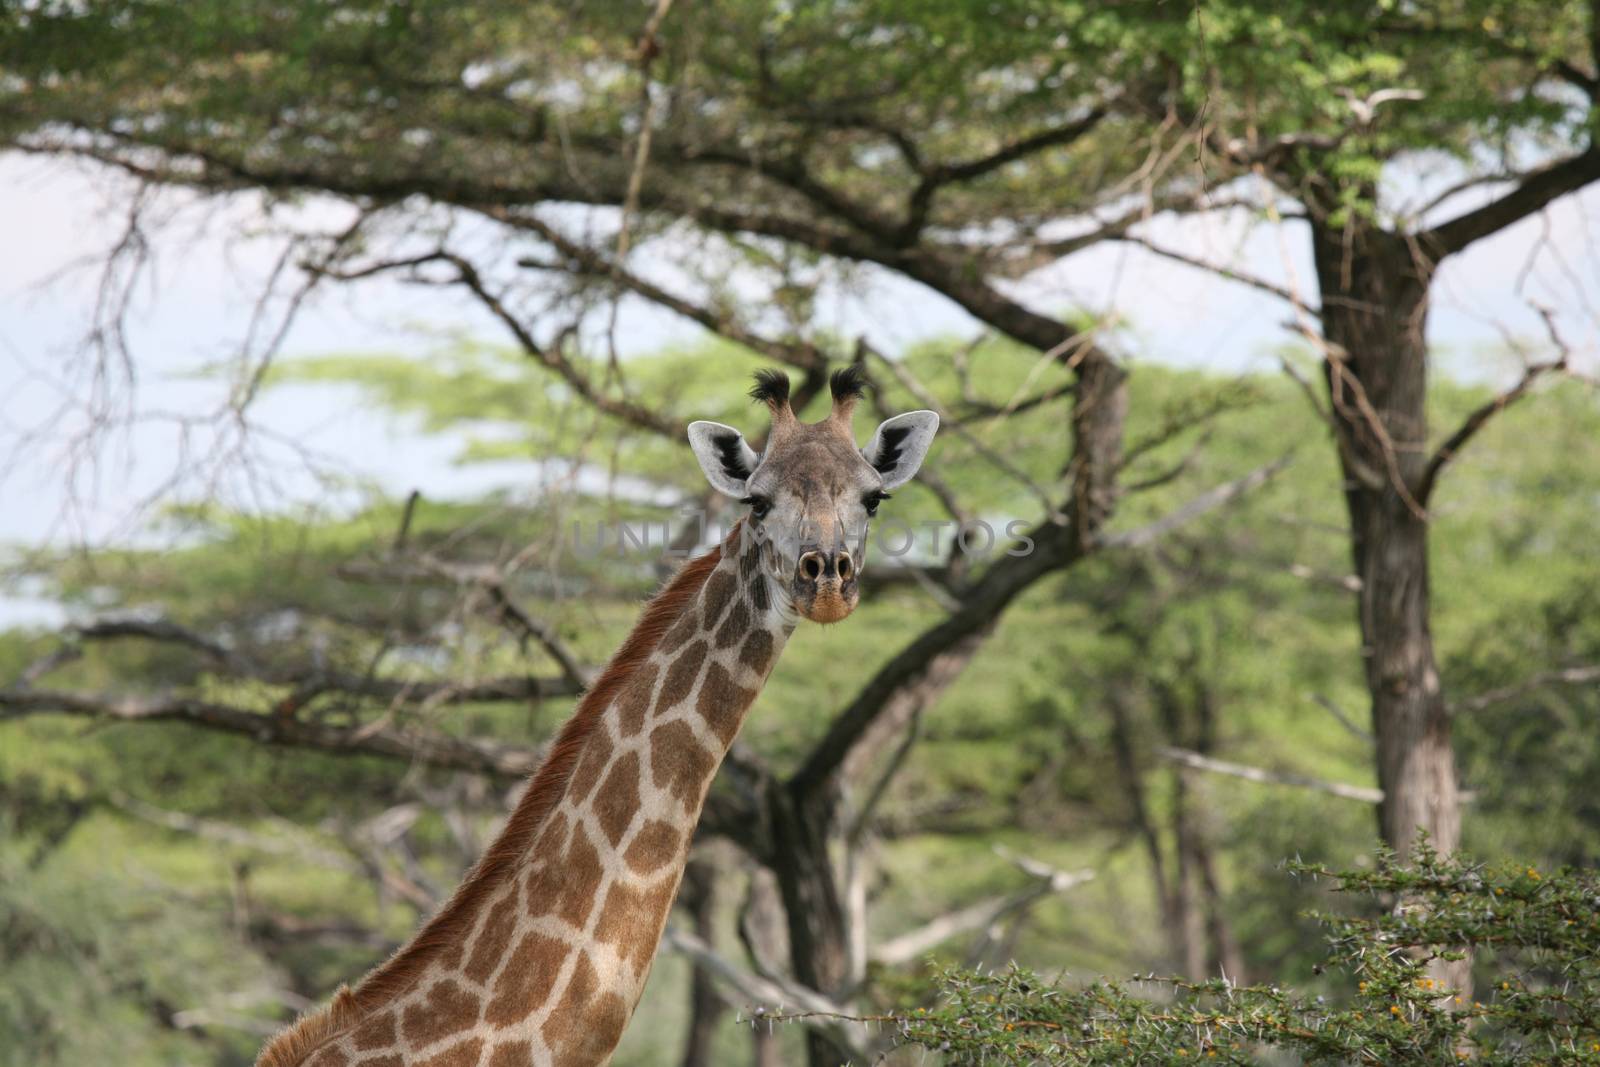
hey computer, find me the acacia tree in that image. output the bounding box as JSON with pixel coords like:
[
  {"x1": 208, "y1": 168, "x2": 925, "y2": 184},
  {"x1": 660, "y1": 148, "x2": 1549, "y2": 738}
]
[
  {"x1": 0, "y1": 6, "x2": 1168, "y2": 1062},
  {"x1": 5, "y1": 0, "x2": 1597, "y2": 1053},
  {"x1": 1113, "y1": 1, "x2": 1600, "y2": 865}
]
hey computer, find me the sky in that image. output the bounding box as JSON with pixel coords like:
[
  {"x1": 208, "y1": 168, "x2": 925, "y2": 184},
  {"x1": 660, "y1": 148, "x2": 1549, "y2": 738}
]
[{"x1": 2, "y1": 149, "x2": 1598, "y2": 624}]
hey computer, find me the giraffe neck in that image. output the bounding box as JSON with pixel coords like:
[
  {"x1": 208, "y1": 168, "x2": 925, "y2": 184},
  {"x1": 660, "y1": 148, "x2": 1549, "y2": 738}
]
[{"x1": 262, "y1": 523, "x2": 794, "y2": 1067}]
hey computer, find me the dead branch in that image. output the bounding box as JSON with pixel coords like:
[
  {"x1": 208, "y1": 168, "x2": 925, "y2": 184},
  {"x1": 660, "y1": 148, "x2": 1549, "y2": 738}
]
[
  {"x1": 1157, "y1": 746, "x2": 1383, "y2": 804},
  {"x1": 873, "y1": 850, "x2": 1093, "y2": 966},
  {"x1": 1113, "y1": 234, "x2": 1312, "y2": 312},
  {"x1": 662, "y1": 926, "x2": 864, "y2": 1056},
  {"x1": 310, "y1": 249, "x2": 679, "y2": 437},
  {"x1": 0, "y1": 689, "x2": 544, "y2": 777},
  {"x1": 1101, "y1": 456, "x2": 1292, "y2": 551},
  {"x1": 505, "y1": 210, "x2": 825, "y2": 372},
  {"x1": 1416, "y1": 356, "x2": 1567, "y2": 504},
  {"x1": 60, "y1": 616, "x2": 584, "y2": 704},
  {"x1": 1310, "y1": 693, "x2": 1375, "y2": 743},
  {"x1": 1451, "y1": 664, "x2": 1600, "y2": 715},
  {"x1": 108, "y1": 792, "x2": 363, "y2": 874}
]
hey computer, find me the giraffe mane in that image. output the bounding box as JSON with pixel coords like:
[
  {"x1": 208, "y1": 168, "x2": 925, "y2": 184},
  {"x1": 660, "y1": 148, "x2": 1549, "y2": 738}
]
[{"x1": 256, "y1": 532, "x2": 729, "y2": 1067}]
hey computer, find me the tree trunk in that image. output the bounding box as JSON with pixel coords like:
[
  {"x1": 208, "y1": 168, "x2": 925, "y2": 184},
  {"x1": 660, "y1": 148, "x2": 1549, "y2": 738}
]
[
  {"x1": 1311, "y1": 224, "x2": 1468, "y2": 999},
  {"x1": 1310, "y1": 224, "x2": 1462, "y2": 860},
  {"x1": 768, "y1": 783, "x2": 851, "y2": 1067},
  {"x1": 678, "y1": 857, "x2": 726, "y2": 1067},
  {"x1": 739, "y1": 868, "x2": 791, "y2": 1067}
]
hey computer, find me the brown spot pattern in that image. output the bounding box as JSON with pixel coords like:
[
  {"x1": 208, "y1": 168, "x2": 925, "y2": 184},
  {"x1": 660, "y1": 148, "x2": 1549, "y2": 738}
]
[
  {"x1": 526, "y1": 826, "x2": 602, "y2": 927},
  {"x1": 543, "y1": 954, "x2": 630, "y2": 1066},
  {"x1": 532, "y1": 812, "x2": 569, "y2": 859},
  {"x1": 308, "y1": 1048, "x2": 350, "y2": 1067},
  {"x1": 436, "y1": 939, "x2": 466, "y2": 973},
  {"x1": 568, "y1": 729, "x2": 614, "y2": 805},
  {"x1": 657, "y1": 606, "x2": 700, "y2": 656},
  {"x1": 700, "y1": 571, "x2": 736, "y2": 628},
  {"x1": 617, "y1": 662, "x2": 658, "y2": 737},
  {"x1": 653, "y1": 640, "x2": 706, "y2": 717},
  {"x1": 593, "y1": 751, "x2": 641, "y2": 846},
  {"x1": 593, "y1": 879, "x2": 679, "y2": 969},
  {"x1": 351, "y1": 1010, "x2": 397, "y2": 1051},
  {"x1": 748, "y1": 569, "x2": 770, "y2": 612},
  {"x1": 417, "y1": 1038, "x2": 483, "y2": 1067},
  {"x1": 356, "y1": 1056, "x2": 402, "y2": 1067},
  {"x1": 649, "y1": 721, "x2": 716, "y2": 808},
  {"x1": 483, "y1": 932, "x2": 570, "y2": 1027},
  {"x1": 714, "y1": 599, "x2": 750, "y2": 649},
  {"x1": 486, "y1": 1040, "x2": 533, "y2": 1067},
  {"x1": 463, "y1": 892, "x2": 518, "y2": 984},
  {"x1": 624, "y1": 819, "x2": 682, "y2": 874},
  {"x1": 740, "y1": 629, "x2": 774, "y2": 674},
  {"x1": 401, "y1": 979, "x2": 479, "y2": 1048},
  {"x1": 696, "y1": 662, "x2": 753, "y2": 746}
]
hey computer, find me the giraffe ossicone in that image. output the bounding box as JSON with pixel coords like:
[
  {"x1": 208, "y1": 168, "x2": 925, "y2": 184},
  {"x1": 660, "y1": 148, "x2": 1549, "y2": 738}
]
[{"x1": 259, "y1": 367, "x2": 938, "y2": 1067}]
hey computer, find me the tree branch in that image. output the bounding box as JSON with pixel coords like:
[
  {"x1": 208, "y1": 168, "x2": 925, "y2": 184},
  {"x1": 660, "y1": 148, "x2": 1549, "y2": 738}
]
[
  {"x1": 1157, "y1": 746, "x2": 1383, "y2": 804},
  {"x1": 873, "y1": 851, "x2": 1093, "y2": 965},
  {"x1": 1101, "y1": 456, "x2": 1293, "y2": 551},
  {"x1": 1424, "y1": 147, "x2": 1600, "y2": 257},
  {"x1": 662, "y1": 926, "x2": 865, "y2": 1057},
  {"x1": 903, "y1": 107, "x2": 1109, "y2": 240},
  {"x1": 63, "y1": 616, "x2": 584, "y2": 705},
  {"x1": 791, "y1": 457, "x2": 1286, "y2": 801},
  {"x1": 1416, "y1": 357, "x2": 1567, "y2": 503},
  {"x1": 0, "y1": 689, "x2": 544, "y2": 777},
  {"x1": 311, "y1": 249, "x2": 680, "y2": 438},
  {"x1": 1451, "y1": 664, "x2": 1600, "y2": 715},
  {"x1": 503, "y1": 210, "x2": 825, "y2": 372},
  {"x1": 1112, "y1": 234, "x2": 1314, "y2": 313}
]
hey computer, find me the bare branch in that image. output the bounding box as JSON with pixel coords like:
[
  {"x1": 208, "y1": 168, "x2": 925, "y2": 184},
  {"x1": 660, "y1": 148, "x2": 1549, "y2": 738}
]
[
  {"x1": 1113, "y1": 234, "x2": 1314, "y2": 312},
  {"x1": 903, "y1": 107, "x2": 1108, "y2": 239},
  {"x1": 0, "y1": 689, "x2": 544, "y2": 777},
  {"x1": 63, "y1": 615, "x2": 584, "y2": 705},
  {"x1": 1424, "y1": 147, "x2": 1600, "y2": 257},
  {"x1": 662, "y1": 926, "x2": 865, "y2": 1057},
  {"x1": 1157, "y1": 746, "x2": 1383, "y2": 804},
  {"x1": 1101, "y1": 456, "x2": 1293, "y2": 551},
  {"x1": 1310, "y1": 693, "x2": 1374, "y2": 743},
  {"x1": 1451, "y1": 664, "x2": 1600, "y2": 715},
  {"x1": 1416, "y1": 356, "x2": 1567, "y2": 503},
  {"x1": 860, "y1": 338, "x2": 1062, "y2": 520},
  {"x1": 311, "y1": 249, "x2": 680, "y2": 437},
  {"x1": 503, "y1": 210, "x2": 824, "y2": 371},
  {"x1": 108, "y1": 792, "x2": 364, "y2": 874},
  {"x1": 873, "y1": 850, "x2": 1093, "y2": 966}
]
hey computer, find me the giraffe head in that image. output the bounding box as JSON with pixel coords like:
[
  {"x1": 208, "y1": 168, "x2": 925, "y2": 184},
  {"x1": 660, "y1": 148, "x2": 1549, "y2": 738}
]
[{"x1": 687, "y1": 367, "x2": 938, "y2": 624}]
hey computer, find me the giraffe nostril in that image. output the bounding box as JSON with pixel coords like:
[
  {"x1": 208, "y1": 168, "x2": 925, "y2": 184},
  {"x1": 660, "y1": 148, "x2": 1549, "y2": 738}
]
[
  {"x1": 800, "y1": 554, "x2": 822, "y2": 581},
  {"x1": 836, "y1": 554, "x2": 853, "y2": 580}
]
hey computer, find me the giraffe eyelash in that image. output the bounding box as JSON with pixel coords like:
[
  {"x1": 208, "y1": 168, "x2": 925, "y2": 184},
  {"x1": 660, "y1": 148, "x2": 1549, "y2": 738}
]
[
  {"x1": 863, "y1": 491, "x2": 890, "y2": 517},
  {"x1": 740, "y1": 495, "x2": 772, "y2": 521}
]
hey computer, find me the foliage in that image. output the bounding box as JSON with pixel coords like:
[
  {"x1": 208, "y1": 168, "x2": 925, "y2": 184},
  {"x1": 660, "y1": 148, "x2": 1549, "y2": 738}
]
[
  {"x1": 3, "y1": 339, "x2": 1598, "y2": 1063},
  {"x1": 0, "y1": 822, "x2": 279, "y2": 1067},
  {"x1": 4, "y1": 0, "x2": 1592, "y2": 229},
  {"x1": 869, "y1": 850, "x2": 1600, "y2": 1065}
]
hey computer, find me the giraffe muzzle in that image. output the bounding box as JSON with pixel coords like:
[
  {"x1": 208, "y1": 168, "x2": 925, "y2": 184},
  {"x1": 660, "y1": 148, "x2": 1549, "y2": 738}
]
[{"x1": 792, "y1": 548, "x2": 858, "y2": 624}]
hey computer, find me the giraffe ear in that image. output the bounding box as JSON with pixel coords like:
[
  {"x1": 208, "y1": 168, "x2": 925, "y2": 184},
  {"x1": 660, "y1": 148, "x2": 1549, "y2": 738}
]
[
  {"x1": 862, "y1": 410, "x2": 939, "y2": 490},
  {"x1": 688, "y1": 421, "x2": 760, "y2": 497}
]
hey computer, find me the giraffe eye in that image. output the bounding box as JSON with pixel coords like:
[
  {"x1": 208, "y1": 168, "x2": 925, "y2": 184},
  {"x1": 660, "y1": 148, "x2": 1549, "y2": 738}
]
[
  {"x1": 863, "y1": 491, "x2": 890, "y2": 517},
  {"x1": 741, "y1": 495, "x2": 772, "y2": 521}
]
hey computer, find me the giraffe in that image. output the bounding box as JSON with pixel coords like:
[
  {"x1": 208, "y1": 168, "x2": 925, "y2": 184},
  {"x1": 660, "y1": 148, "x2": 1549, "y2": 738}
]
[{"x1": 257, "y1": 366, "x2": 939, "y2": 1067}]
